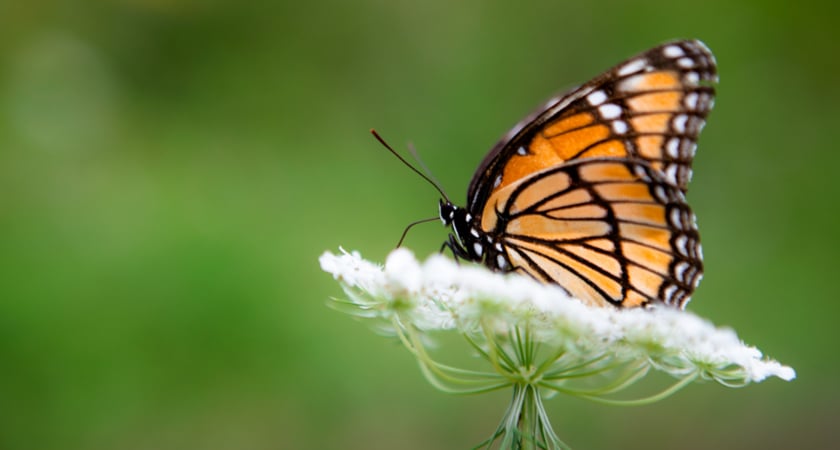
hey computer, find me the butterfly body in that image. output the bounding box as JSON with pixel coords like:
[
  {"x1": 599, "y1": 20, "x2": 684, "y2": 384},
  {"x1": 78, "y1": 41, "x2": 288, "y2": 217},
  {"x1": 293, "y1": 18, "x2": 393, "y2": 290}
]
[{"x1": 439, "y1": 40, "x2": 716, "y2": 309}]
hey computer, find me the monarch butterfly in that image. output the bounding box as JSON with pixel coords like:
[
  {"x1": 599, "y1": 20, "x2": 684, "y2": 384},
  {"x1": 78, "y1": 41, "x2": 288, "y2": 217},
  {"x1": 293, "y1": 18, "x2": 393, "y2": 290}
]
[{"x1": 382, "y1": 40, "x2": 716, "y2": 309}]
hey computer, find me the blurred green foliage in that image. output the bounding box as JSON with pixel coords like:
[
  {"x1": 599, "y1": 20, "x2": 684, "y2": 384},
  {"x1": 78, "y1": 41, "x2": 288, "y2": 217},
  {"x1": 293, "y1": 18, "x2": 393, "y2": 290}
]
[{"x1": 0, "y1": 0, "x2": 837, "y2": 449}]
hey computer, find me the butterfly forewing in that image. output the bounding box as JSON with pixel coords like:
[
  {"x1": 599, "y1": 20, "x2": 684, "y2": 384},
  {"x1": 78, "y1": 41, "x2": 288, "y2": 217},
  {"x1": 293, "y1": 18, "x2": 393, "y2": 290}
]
[{"x1": 468, "y1": 39, "x2": 717, "y2": 212}]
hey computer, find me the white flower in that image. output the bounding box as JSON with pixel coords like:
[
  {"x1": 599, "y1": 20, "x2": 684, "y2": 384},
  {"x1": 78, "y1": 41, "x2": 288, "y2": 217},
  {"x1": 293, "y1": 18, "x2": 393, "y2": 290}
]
[{"x1": 320, "y1": 248, "x2": 795, "y2": 384}]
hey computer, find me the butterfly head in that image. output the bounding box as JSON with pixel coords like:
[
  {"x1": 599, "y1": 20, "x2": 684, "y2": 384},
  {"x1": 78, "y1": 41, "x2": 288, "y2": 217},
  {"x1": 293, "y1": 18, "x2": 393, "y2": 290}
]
[
  {"x1": 439, "y1": 199, "x2": 499, "y2": 265},
  {"x1": 438, "y1": 199, "x2": 457, "y2": 226}
]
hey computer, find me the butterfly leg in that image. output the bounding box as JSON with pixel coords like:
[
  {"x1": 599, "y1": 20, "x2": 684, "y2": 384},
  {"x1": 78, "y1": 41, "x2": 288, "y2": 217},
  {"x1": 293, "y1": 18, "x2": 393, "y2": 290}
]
[{"x1": 442, "y1": 235, "x2": 470, "y2": 264}]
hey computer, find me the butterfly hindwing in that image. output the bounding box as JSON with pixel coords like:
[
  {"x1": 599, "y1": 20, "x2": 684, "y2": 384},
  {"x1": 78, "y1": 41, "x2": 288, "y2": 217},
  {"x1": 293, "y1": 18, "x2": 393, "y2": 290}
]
[{"x1": 484, "y1": 158, "x2": 702, "y2": 308}]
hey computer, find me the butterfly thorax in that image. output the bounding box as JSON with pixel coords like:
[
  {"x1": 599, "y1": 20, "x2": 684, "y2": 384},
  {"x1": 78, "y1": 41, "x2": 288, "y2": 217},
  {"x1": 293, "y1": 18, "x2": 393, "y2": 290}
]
[{"x1": 439, "y1": 199, "x2": 511, "y2": 271}]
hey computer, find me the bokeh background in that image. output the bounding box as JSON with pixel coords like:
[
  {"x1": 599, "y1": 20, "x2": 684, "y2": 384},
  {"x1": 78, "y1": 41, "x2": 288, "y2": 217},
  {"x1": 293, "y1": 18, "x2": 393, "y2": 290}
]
[{"x1": 1, "y1": 0, "x2": 838, "y2": 449}]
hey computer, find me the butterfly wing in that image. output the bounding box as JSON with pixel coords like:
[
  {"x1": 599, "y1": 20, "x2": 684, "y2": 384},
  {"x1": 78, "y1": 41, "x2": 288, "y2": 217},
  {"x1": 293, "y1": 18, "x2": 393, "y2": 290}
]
[
  {"x1": 467, "y1": 39, "x2": 717, "y2": 213},
  {"x1": 483, "y1": 158, "x2": 702, "y2": 308}
]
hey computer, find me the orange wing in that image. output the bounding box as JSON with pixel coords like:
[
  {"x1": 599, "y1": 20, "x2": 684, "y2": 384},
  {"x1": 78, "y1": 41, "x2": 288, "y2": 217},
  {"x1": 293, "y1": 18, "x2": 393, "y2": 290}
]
[
  {"x1": 467, "y1": 40, "x2": 716, "y2": 212},
  {"x1": 484, "y1": 158, "x2": 702, "y2": 308}
]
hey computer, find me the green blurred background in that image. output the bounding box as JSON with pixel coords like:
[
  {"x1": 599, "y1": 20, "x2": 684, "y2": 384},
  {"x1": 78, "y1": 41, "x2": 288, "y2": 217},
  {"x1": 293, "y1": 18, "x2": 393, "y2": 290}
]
[{"x1": 1, "y1": 0, "x2": 837, "y2": 449}]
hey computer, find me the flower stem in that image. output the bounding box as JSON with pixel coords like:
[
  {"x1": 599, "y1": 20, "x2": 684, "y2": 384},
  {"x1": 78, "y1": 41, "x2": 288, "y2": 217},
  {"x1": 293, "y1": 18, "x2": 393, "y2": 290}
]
[{"x1": 481, "y1": 384, "x2": 571, "y2": 450}]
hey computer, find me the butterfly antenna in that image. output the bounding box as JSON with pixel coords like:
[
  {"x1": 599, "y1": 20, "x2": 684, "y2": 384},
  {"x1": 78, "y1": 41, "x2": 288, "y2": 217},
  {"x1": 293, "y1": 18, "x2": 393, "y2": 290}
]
[
  {"x1": 396, "y1": 216, "x2": 439, "y2": 248},
  {"x1": 371, "y1": 129, "x2": 451, "y2": 203}
]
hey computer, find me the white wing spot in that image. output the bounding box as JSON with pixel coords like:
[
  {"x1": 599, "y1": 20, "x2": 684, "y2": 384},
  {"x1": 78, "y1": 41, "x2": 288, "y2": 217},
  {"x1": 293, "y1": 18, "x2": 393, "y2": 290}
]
[
  {"x1": 676, "y1": 235, "x2": 690, "y2": 256},
  {"x1": 685, "y1": 265, "x2": 697, "y2": 283},
  {"x1": 473, "y1": 242, "x2": 483, "y2": 257},
  {"x1": 586, "y1": 90, "x2": 608, "y2": 106},
  {"x1": 663, "y1": 284, "x2": 679, "y2": 301},
  {"x1": 517, "y1": 146, "x2": 528, "y2": 155},
  {"x1": 669, "y1": 208, "x2": 682, "y2": 228},
  {"x1": 612, "y1": 120, "x2": 628, "y2": 134},
  {"x1": 496, "y1": 254, "x2": 507, "y2": 269},
  {"x1": 663, "y1": 45, "x2": 685, "y2": 58},
  {"x1": 495, "y1": 242, "x2": 503, "y2": 252},
  {"x1": 633, "y1": 164, "x2": 651, "y2": 181},
  {"x1": 677, "y1": 57, "x2": 695, "y2": 68},
  {"x1": 654, "y1": 185, "x2": 669, "y2": 203},
  {"x1": 687, "y1": 117, "x2": 706, "y2": 134},
  {"x1": 666, "y1": 137, "x2": 680, "y2": 158},
  {"x1": 682, "y1": 209, "x2": 692, "y2": 226},
  {"x1": 664, "y1": 164, "x2": 679, "y2": 185},
  {"x1": 684, "y1": 92, "x2": 698, "y2": 110},
  {"x1": 674, "y1": 261, "x2": 689, "y2": 281},
  {"x1": 695, "y1": 92, "x2": 710, "y2": 109},
  {"x1": 598, "y1": 103, "x2": 622, "y2": 119},
  {"x1": 617, "y1": 58, "x2": 647, "y2": 76},
  {"x1": 695, "y1": 118, "x2": 707, "y2": 134},
  {"x1": 683, "y1": 141, "x2": 697, "y2": 159},
  {"x1": 673, "y1": 115, "x2": 688, "y2": 133},
  {"x1": 695, "y1": 40, "x2": 713, "y2": 57},
  {"x1": 493, "y1": 175, "x2": 502, "y2": 188},
  {"x1": 470, "y1": 227, "x2": 480, "y2": 238},
  {"x1": 684, "y1": 72, "x2": 700, "y2": 84}
]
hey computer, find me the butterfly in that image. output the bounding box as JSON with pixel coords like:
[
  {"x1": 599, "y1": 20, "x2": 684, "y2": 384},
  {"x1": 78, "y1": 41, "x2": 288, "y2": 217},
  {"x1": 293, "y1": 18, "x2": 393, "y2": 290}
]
[{"x1": 438, "y1": 40, "x2": 716, "y2": 308}]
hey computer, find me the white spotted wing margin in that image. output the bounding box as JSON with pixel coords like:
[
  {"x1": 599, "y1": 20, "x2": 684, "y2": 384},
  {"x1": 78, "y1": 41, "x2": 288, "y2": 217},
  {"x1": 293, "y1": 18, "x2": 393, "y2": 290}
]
[
  {"x1": 467, "y1": 39, "x2": 718, "y2": 211},
  {"x1": 490, "y1": 158, "x2": 703, "y2": 308}
]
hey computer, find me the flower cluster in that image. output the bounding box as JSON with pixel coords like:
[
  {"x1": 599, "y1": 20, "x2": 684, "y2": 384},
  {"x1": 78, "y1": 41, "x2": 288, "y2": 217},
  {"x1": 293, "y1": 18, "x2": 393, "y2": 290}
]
[
  {"x1": 321, "y1": 248, "x2": 793, "y2": 384},
  {"x1": 320, "y1": 248, "x2": 794, "y2": 448}
]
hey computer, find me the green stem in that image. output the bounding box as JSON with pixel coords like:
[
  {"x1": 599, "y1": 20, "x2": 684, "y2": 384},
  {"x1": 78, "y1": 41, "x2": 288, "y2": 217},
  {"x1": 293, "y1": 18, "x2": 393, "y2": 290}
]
[
  {"x1": 394, "y1": 319, "x2": 508, "y2": 394},
  {"x1": 479, "y1": 383, "x2": 572, "y2": 449},
  {"x1": 576, "y1": 371, "x2": 700, "y2": 406}
]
